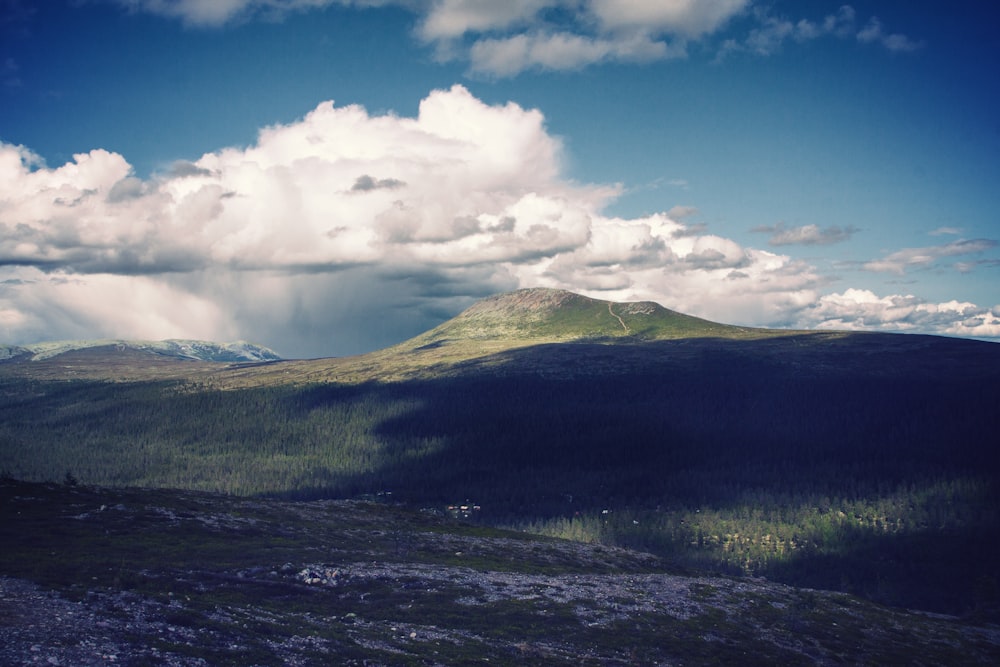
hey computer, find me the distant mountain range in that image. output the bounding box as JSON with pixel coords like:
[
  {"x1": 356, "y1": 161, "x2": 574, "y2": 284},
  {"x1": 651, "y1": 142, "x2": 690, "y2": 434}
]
[{"x1": 0, "y1": 338, "x2": 281, "y2": 363}]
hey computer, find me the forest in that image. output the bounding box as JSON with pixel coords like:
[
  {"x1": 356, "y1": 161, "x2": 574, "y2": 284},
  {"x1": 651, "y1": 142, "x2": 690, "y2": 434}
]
[{"x1": 1, "y1": 336, "x2": 998, "y2": 618}]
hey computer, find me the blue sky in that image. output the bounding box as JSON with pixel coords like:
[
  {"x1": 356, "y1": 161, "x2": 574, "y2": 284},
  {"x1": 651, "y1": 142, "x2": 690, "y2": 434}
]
[{"x1": 1, "y1": 0, "x2": 998, "y2": 357}]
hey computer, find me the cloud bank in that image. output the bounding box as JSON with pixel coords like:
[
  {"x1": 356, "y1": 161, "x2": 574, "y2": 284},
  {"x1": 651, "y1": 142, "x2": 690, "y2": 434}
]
[
  {"x1": 111, "y1": 1, "x2": 919, "y2": 76},
  {"x1": 1, "y1": 86, "x2": 996, "y2": 356}
]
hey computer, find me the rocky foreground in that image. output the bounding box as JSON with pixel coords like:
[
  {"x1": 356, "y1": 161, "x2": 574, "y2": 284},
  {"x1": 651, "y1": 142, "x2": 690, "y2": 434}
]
[{"x1": 2, "y1": 479, "x2": 998, "y2": 666}]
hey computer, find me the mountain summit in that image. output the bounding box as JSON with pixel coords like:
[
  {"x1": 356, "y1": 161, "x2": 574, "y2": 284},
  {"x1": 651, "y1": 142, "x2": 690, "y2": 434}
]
[{"x1": 404, "y1": 287, "x2": 758, "y2": 351}]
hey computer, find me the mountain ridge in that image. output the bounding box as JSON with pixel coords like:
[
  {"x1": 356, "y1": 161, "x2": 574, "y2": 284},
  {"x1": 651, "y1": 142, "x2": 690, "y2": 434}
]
[{"x1": 0, "y1": 338, "x2": 282, "y2": 363}]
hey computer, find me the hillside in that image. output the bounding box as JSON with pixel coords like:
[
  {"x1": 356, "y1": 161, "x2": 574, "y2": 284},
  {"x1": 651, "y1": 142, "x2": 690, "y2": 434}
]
[
  {"x1": 2, "y1": 478, "x2": 998, "y2": 666},
  {"x1": 408, "y1": 287, "x2": 756, "y2": 344},
  {"x1": 1, "y1": 288, "x2": 999, "y2": 625}
]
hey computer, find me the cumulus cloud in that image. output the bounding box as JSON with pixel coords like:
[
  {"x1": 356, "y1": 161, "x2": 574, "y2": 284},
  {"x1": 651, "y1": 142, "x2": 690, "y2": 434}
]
[
  {"x1": 804, "y1": 289, "x2": 1000, "y2": 338},
  {"x1": 752, "y1": 222, "x2": 858, "y2": 246},
  {"x1": 863, "y1": 239, "x2": 998, "y2": 275},
  {"x1": 2, "y1": 86, "x2": 995, "y2": 355}
]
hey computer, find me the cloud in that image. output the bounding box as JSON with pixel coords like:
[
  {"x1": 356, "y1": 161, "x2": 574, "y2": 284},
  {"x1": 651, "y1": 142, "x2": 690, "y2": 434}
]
[
  {"x1": 666, "y1": 205, "x2": 698, "y2": 219},
  {"x1": 107, "y1": 1, "x2": 919, "y2": 77},
  {"x1": 804, "y1": 289, "x2": 1000, "y2": 339},
  {"x1": 350, "y1": 174, "x2": 406, "y2": 192},
  {"x1": 0, "y1": 86, "x2": 602, "y2": 353},
  {"x1": 2, "y1": 86, "x2": 995, "y2": 355},
  {"x1": 954, "y1": 259, "x2": 1000, "y2": 273},
  {"x1": 417, "y1": 0, "x2": 550, "y2": 41},
  {"x1": 112, "y1": 1, "x2": 746, "y2": 76},
  {"x1": 857, "y1": 17, "x2": 924, "y2": 53},
  {"x1": 468, "y1": 30, "x2": 677, "y2": 77},
  {"x1": 716, "y1": 4, "x2": 921, "y2": 60},
  {"x1": 863, "y1": 239, "x2": 998, "y2": 275},
  {"x1": 111, "y1": 0, "x2": 394, "y2": 28},
  {"x1": 587, "y1": 0, "x2": 749, "y2": 38},
  {"x1": 459, "y1": 0, "x2": 750, "y2": 76},
  {"x1": 752, "y1": 222, "x2": 858, "y2": 246}
]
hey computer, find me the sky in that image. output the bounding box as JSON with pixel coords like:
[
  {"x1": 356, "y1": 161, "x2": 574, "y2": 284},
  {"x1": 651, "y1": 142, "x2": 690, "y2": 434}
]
[{"x1": 1, "y1": 0, "x2": 998, "y2": 358}]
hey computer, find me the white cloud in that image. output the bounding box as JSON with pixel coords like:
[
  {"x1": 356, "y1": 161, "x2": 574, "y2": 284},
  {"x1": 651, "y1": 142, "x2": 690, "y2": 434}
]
[
  {"x1": 417, "y1": 0, "x2": 552, "y2": 41},
  {"x1": 805, "y1": 289, "x2": 1000, "y2": 339},
  {"x1": 468, "y1": 30, "x2": 675, "y2": 77},
  {"x1": 588, "y1": 0, "x2": 748, "y2": 38},
  {"x1": 2, "y1": 87, "x2": 995, "y2": 355}
]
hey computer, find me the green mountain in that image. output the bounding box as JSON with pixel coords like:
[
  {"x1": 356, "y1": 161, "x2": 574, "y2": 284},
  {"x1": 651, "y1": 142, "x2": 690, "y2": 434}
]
[
  {"x1": 220, "y1": 287, "x2": 793, "y2": 385},
  {"x1": 1, "y1": 288, "x2": 999, "y2": 628},
  {"x1": 408, "y1": 287, "x2": 758, "y2": 345}
]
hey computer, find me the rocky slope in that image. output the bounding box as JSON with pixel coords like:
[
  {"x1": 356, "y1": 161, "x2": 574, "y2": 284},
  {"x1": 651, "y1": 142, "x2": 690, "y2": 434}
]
[{"x1": 2, "y1": 479, "x2": 998, "y2": 666}]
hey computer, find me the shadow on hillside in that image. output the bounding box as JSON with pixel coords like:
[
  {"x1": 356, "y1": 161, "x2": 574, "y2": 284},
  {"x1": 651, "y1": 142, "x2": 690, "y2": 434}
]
[
  {"x1": 290, "y1": 335, "x2": 1000, "y2": 615},
  {"x1": 3, "y1": 333, "x2": 998, "y2": 616}
]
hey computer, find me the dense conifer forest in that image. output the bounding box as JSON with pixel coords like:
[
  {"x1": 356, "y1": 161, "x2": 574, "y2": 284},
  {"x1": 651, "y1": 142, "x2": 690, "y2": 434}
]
[{"x1": 3, "y1": 330, "x2": 998, "y2": 618}]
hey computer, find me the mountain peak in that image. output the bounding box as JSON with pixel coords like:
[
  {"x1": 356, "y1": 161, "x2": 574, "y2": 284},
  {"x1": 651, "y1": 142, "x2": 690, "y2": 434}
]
[
  {"x1": 403, "y1": 288, "x2": 755, "y2": 353},
  {"x1": 465, "y1": 287, "x2": 588, "y2": 314}
]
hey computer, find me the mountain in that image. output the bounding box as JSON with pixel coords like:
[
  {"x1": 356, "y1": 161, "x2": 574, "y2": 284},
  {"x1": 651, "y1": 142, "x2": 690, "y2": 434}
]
[
  {"x1": 409, "y1": 287, "x2": 758, "y2": 345},
  {"x1": 218, "y1": 287, "x2": 795, "y2": 385},
  {"x1": 0, "y1": 338, "x2": 281, "y2": 363}
]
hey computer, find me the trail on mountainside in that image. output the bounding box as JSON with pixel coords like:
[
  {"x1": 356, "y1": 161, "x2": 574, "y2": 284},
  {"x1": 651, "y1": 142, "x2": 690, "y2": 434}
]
[{"x1": 609, "y1": 303, "x2": 629, "y2": 333}]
